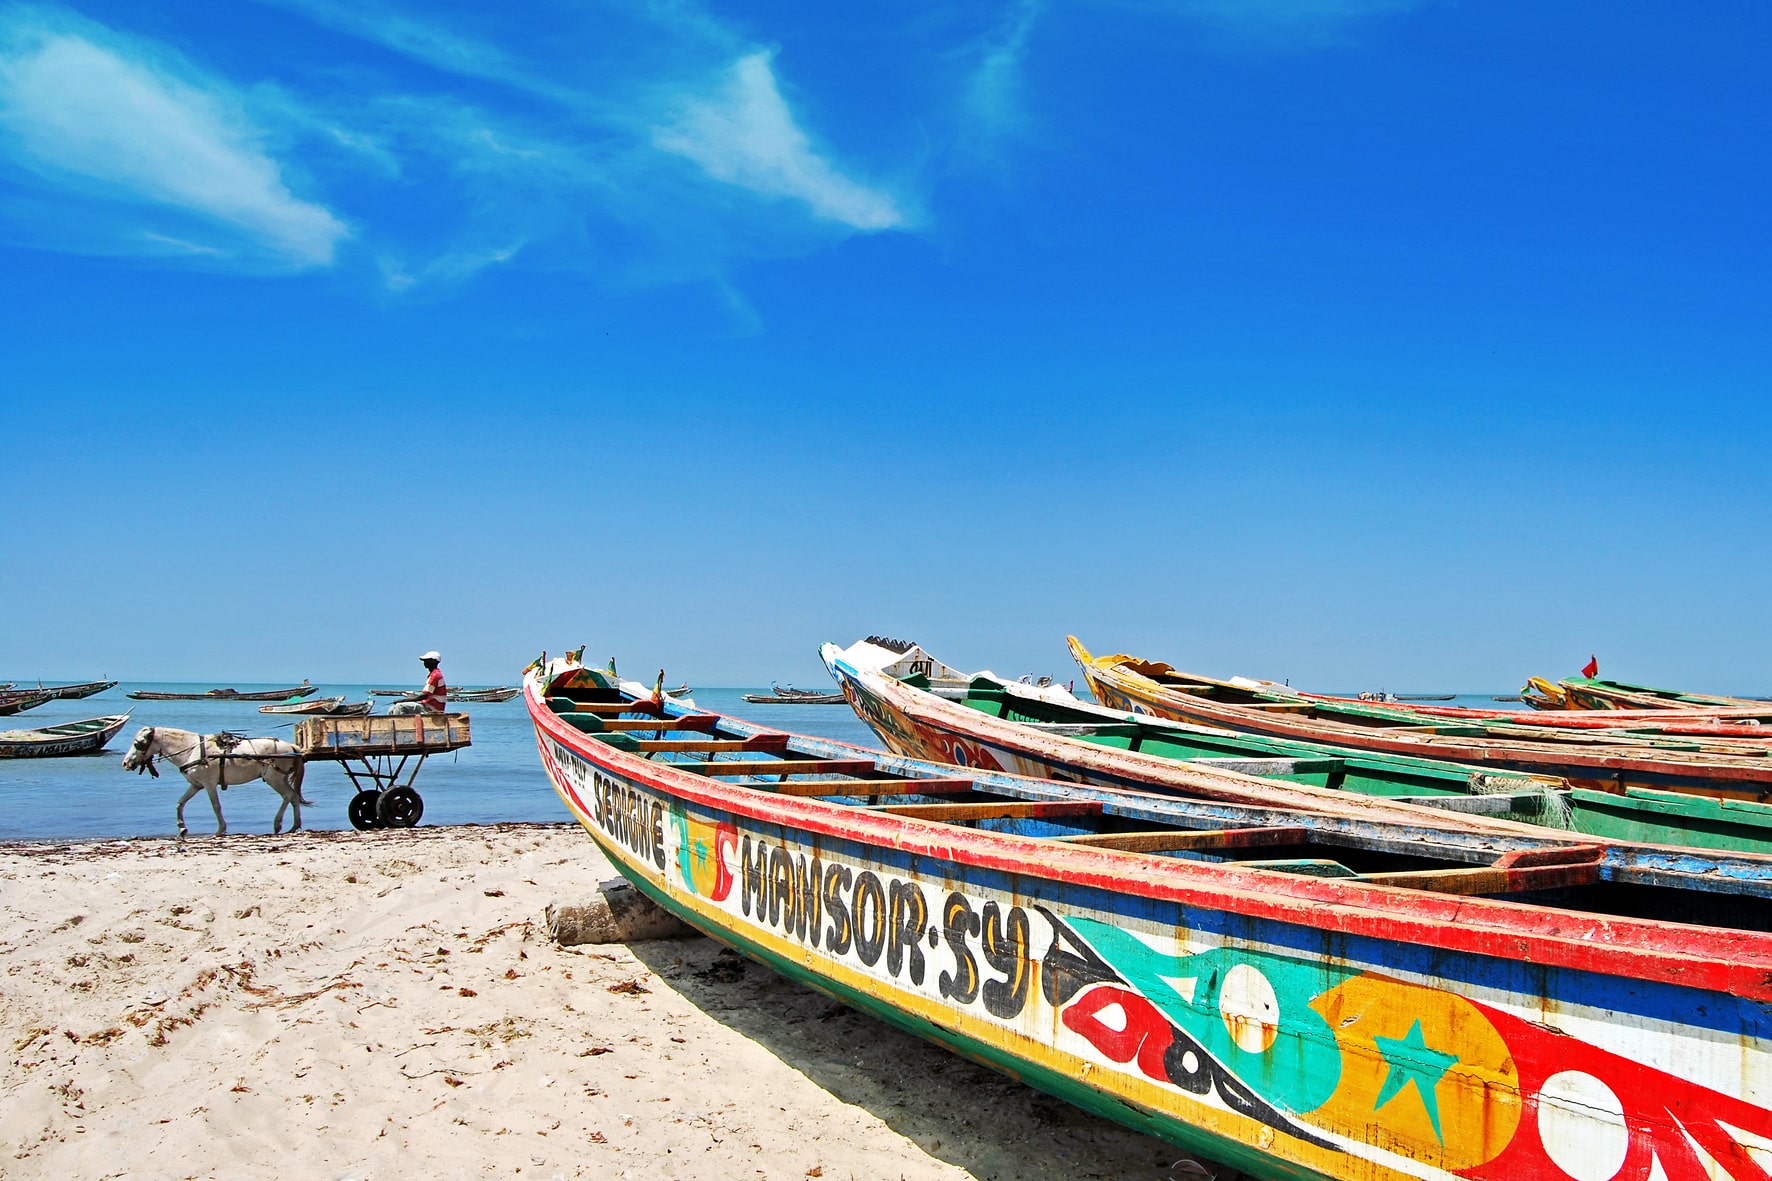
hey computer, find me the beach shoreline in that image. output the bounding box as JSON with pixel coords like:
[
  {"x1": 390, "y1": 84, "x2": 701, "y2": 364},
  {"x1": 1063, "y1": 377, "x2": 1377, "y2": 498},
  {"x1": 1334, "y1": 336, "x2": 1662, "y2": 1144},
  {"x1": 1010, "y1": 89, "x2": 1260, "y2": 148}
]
[{"x1": 1, "y1": 821, "x2": 1179, "y2": 1179}]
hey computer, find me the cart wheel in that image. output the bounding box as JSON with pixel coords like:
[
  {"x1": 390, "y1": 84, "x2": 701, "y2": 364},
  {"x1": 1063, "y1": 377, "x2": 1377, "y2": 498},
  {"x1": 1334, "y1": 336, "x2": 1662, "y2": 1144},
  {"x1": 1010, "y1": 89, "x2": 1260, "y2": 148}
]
[
  {"x1": 348, "y1": 790, "x2": 383, "y2": 831},
  {"x1": 378, "y1": 786, "x2": 424, "y2": 828}
]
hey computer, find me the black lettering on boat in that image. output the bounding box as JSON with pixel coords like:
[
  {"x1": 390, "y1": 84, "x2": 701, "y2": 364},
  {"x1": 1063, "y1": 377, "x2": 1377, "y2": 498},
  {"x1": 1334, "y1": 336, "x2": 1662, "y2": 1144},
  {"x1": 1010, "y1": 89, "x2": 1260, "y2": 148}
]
[
  {"x1": 769, "y1": 845, "x2": 792, "y2": 929},
  {"x1": 741, "y1": 835, "x2": 769, "y2": 919},
  {"x1": 980, "y1": 902, "x2": 1032, "y2": 1019},
  {"x1": 939, "y1": 892, "x2": 981, "y2": 1004},
  {"x1": 651, "y1": 801, "x2": 665, "y2": 870},
  {"x1": 852, "y1": 871, "x2": 886, "y2": 967},
  {"x1": 823, "y1": 863, "x2": 853, "y2": 955},
  {"x1": 796, "y1": 854, "x2": 823, "y2": 947},
  {"x1": 887, "y1": 879, "x2": 928, "y2": 985}
]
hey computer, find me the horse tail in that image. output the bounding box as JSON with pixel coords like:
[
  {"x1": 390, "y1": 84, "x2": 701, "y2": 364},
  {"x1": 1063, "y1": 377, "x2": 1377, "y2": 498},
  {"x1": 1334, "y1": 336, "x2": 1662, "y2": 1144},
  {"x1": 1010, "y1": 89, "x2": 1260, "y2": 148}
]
[{"x1": 291, "y1": 758, "x2": 312, "y2": 806}]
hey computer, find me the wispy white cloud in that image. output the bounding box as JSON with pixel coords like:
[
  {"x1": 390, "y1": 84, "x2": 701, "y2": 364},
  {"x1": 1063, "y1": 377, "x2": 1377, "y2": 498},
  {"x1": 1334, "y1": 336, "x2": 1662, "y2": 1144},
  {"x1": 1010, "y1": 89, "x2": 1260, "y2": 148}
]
[
  {"x1": 653, "y1": 52, "x2": 904, "y2": 231},
  {"x1": 0, "y1": 8, "x2": 347, "y2": 267},
  {"x1": 1166, "y1": 0, "x2": 1428, "y2": 47},
  {"x1": 964, "y1": 0, "x2": 1043, "y2": 145}
]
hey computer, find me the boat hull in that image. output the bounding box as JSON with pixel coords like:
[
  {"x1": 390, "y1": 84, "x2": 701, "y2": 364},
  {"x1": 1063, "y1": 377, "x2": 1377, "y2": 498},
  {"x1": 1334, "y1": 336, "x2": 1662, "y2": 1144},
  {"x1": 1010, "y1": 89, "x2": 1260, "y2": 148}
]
[
  {"x1": 0, "y1": 714, "x2": 130, "y2": 757},
  {"x1": 528, "y1": 683, "x2": 1772, "y2": 1181}
]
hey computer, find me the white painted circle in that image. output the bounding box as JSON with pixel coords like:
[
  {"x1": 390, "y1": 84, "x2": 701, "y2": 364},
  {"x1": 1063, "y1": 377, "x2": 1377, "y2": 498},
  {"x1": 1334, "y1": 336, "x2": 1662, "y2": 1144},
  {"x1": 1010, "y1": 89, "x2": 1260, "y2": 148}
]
[
  {"x1": 1179, "y1": 1050, "x2": 1200, "y2": 1075},
  {"x1": 1537, "y1": 1070, "x2": 1629, "y2": 1181},
  {"x1": 1218, "y1": 964, "x2": 1280, "y2": 1054}
]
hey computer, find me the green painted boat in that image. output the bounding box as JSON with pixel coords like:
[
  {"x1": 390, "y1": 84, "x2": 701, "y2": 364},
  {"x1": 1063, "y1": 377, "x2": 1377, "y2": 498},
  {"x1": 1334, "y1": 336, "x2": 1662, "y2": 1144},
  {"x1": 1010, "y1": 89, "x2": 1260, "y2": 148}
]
[{"x1": 825, "y1": 640, "x2": 1772, "y2": 854}]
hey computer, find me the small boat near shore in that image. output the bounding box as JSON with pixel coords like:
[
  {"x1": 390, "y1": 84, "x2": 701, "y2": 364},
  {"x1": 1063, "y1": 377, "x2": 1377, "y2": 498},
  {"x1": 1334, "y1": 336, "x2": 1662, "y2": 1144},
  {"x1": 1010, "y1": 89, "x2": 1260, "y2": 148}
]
[
  {"x1": 0, "y1": 713, "x2": 131, "y2": 758},
  {"x1": 127, "y1": 684, "x2": 319, "y2": 702},
  {"x1": 527, "y1": 650, "x2": 1772, "y2": 1181},
  {"x1": 258, "y1": 696, "x2": 372, "y2": 717}
]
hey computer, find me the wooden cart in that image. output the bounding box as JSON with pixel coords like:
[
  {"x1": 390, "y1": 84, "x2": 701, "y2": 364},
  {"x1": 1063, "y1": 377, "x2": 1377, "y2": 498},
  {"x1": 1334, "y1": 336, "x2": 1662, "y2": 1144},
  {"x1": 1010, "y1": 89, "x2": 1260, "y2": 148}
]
[{"x1": 293, "y1": 713, "x2": 471, "y2": 829}]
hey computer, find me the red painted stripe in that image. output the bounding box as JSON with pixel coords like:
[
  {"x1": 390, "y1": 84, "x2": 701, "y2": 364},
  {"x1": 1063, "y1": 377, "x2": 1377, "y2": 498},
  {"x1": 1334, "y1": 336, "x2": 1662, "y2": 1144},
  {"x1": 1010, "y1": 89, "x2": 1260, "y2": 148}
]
[{"x1": 526, "y1": 683, "x2": 1772, "y2": 1000}]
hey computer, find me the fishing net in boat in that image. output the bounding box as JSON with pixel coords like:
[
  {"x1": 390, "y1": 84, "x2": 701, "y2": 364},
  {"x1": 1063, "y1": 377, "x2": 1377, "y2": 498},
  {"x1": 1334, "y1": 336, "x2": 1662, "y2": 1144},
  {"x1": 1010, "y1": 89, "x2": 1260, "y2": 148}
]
[{"x1": 1469, "y1": 772, "x2": 1577, "y2": 830}]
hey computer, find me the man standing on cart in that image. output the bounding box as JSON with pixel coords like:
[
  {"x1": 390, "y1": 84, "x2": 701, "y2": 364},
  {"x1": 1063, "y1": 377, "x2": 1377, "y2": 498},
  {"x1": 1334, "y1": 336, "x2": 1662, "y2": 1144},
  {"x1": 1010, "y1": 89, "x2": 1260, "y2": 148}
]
[{"x1": 390, "y1": 651, "x2": 447, "y2": 715}]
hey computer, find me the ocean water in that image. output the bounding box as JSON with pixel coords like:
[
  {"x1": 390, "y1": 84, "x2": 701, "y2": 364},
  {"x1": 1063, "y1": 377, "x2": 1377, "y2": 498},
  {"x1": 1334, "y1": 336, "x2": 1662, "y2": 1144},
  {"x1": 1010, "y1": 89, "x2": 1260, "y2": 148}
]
[
  {"x1": 0, "y1": 683, "x2": 881, "y2": 842},
  {"x1": 0, "y1": 682, "x2": 1514, "y2": 842}
]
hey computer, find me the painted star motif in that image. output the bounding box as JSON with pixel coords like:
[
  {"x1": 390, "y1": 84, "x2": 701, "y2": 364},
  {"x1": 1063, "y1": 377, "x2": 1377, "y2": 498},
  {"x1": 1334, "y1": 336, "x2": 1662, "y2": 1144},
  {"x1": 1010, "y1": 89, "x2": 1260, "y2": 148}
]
[{"x1": 1372, "y1": 1019, "x2": 1460, "y2": 1144}]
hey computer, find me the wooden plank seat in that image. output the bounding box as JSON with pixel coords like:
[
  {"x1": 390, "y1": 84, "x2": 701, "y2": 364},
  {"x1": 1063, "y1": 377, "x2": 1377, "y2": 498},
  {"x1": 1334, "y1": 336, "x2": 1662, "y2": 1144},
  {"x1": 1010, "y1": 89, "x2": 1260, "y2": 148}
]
[
  {"x1": 548, "y1": 697, "x2": 663, "y2": 715},
  {"x1": 1053, "y1": 826, "x2": 1309, "y2": 853},
  {"x1": 757, "y1": 777, "x2": 979, "y2": 798},
  {"x1": 587, "y1": 715, "x2": 721, "y2": 732},
  {"x1": 633, "y1": 735, "x2": 791, "y2": 754},
  {"x1": 682, "y1": 758, "x2": 878, "y2": 778},
  {"x1": 1361, "y1": 845, "x2": 1605, "y2": 896},
  {"x1": 872, "y1": 801, "x2": 1105, "y2": 822}
]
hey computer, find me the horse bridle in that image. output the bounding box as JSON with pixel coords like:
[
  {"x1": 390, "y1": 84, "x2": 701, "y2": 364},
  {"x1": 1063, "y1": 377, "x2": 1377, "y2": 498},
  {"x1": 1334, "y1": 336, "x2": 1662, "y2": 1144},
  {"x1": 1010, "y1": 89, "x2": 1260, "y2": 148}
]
[{"x1": 129, "y1": 727, "x2": 161, "y2": 778}]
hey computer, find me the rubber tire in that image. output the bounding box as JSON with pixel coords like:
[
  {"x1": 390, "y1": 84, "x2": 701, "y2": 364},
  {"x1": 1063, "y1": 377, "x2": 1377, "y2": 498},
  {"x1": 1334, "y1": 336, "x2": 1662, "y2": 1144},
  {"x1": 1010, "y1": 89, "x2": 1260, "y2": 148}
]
[
  {"x1": 348, "y1": 790, "x2": 383, "y2": 831},
  {"x1": 377, "y1": 786, "x2": 424, "y2": 828}
]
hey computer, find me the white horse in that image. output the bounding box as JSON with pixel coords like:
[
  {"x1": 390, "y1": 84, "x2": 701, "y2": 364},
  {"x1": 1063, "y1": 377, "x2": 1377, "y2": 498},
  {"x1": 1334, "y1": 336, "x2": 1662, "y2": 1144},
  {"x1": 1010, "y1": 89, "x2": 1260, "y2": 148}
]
[{"x1": 122, "y1": 726, "x2": 311, "y2": 836}]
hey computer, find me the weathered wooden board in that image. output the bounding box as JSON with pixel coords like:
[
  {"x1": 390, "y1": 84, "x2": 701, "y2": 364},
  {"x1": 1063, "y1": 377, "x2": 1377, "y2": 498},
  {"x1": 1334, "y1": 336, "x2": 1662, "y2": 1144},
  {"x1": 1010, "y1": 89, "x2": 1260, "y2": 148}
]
[{"x1": 293, "y1": 712, "x2": 471, "y2": 759}]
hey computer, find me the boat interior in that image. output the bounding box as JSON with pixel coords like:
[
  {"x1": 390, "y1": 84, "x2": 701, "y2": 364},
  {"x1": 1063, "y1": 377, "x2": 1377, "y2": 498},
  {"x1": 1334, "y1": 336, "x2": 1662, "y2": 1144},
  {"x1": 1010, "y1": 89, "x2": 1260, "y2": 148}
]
[{"x1": 540, "y1": 686, "x2": 1772, "y2": 933}]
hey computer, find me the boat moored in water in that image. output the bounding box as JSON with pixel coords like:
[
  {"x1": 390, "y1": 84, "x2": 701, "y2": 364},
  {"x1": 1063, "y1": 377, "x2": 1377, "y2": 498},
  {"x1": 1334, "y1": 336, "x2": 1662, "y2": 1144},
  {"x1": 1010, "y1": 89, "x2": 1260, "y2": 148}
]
[
  {"x1": 0, "y1": 713, "x2": 132, "y2": 757},
  {"x1": 527, "y1": 649, "x2": 1772, "y2": 1181}
]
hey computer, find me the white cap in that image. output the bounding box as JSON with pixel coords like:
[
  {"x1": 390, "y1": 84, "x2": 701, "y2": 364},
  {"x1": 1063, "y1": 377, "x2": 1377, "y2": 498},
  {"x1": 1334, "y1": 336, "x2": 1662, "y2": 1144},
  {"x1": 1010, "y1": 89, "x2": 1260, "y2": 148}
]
[{"x1": 422, "y1": 651, "x2": 442, "y2": 661}]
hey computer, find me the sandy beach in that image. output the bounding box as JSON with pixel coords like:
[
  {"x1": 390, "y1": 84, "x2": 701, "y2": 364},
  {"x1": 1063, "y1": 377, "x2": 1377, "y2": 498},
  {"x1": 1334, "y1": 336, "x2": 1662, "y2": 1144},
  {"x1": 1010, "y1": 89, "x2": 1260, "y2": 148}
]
[{"x1": 1, "y1": 822, "x2": 1181, "y2": 1180}]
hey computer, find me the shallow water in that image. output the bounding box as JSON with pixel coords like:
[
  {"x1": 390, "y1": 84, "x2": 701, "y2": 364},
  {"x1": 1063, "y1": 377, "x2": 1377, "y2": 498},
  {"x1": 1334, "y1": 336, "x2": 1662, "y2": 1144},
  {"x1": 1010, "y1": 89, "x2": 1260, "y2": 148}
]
[{"x1": 0, "y1": 684, "x2": 881, "y2": 841}]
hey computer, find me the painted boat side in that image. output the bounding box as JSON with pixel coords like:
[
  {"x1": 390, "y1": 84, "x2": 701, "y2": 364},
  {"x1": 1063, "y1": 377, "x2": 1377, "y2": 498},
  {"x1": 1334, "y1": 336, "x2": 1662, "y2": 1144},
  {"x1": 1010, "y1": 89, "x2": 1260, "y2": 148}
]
[
  {"x1": 526, "y1": 677, "x2": 1772, "y2": 1181},
  {"x1": 0, "y1": 713, "x2": 131, "y2": 757}
]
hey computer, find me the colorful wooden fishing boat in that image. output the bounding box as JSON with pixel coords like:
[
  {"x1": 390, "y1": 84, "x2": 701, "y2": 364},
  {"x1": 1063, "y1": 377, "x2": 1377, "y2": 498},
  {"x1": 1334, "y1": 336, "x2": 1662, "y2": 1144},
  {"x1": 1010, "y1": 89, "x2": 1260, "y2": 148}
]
[
  {"x1": 527, "y1": 651, "x2": 1772, "y2": 1181},
  {"x1": 823, "y1": 641, "x2": 1772, "y2": 853},
  {"x1": 0, "y1": 713, "x2": 131, "y2": 757},
  {"x1": 1070, "y1": 638, "x2": 1772, "y2": 812},
  {"x1": 1552, "y1": 676, "x2": 1766, "y2": 712},
  {"x1": 1296, "y1": 685, "x2": 1772, "y2": 740},
  {"x1": 0, "y1": 689, "x2": 53, "y2": 717},
  {"x1": 127, "y1": 684, "x2": 320, "y2": 702}
]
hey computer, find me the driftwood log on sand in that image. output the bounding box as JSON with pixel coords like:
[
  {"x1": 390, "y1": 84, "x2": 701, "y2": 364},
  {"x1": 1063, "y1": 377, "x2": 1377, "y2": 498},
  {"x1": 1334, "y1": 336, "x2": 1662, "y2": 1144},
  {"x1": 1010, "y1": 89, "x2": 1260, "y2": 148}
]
[{"x1": 546, "y1": 877, "x2": 695, "y2": 945}]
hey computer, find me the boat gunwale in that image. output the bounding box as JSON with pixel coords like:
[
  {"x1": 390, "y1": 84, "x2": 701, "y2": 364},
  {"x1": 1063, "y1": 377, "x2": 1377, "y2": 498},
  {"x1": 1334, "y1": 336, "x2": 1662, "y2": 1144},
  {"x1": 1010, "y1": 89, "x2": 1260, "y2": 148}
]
[
  {"x1": 1073, "y1": 640, "x2": 1772, "y2": 783},
  {"x1": 527, "y1": 677, "x2": 1772, "y2": 999}
]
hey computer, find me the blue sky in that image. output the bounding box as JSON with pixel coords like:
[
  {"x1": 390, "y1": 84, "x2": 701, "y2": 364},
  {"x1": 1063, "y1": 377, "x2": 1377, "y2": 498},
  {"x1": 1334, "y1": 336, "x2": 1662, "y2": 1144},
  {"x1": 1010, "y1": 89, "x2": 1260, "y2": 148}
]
[{"x1": 1, "y1": 0, "x2": 1768, "y2": 692}]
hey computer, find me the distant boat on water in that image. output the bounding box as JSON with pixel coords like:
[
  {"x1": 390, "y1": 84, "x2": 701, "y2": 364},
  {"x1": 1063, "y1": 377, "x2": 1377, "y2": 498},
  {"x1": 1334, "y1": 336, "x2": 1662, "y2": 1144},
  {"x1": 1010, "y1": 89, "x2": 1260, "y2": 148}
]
[
  {"x1": 743, "y1": 683, "x2": 847, "y2": 705},
  {"x1": 449, "y1": 687, "x2": 521, "y2": 703},
  {"x1": 127, "y1": 684, "x2": 319, "y2": 702},
  {"x1": 36, "y1": 680, "x2": 119, "y2": 700},
  {"x1": 259, "y1": 696, "x2": 373, "y2": 716}
]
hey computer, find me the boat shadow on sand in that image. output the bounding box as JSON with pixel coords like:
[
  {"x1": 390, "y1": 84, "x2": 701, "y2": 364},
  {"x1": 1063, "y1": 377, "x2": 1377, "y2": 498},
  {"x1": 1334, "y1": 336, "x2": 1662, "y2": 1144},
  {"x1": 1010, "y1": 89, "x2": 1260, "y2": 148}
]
[{"x1": 627, "y1": 935, "x2": 1198, "y2": 1181}]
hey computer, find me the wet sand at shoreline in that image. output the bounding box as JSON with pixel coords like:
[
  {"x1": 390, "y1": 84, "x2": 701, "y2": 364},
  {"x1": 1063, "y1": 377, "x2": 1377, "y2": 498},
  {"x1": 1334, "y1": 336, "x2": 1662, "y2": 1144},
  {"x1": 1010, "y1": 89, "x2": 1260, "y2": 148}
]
[{"x1": 0, "y1": 822, "x2": 1180, "y2": 1180}]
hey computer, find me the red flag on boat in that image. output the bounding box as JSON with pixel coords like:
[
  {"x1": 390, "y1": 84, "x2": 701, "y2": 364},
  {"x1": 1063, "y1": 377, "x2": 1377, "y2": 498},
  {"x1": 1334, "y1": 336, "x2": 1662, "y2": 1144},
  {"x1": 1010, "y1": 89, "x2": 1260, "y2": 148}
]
[{"x1": 1582, "y1": 654, "x2": 1599, "y2": 678}]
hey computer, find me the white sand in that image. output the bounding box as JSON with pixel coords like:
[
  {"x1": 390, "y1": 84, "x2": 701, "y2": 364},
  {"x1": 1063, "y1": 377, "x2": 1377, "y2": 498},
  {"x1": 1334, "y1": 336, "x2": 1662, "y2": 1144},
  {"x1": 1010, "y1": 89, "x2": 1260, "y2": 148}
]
[{"x1": 0, "y1": 823, "x2": 1181, "y2": 1180}]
